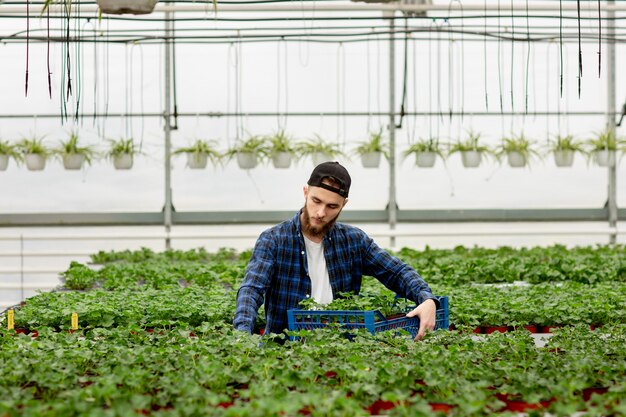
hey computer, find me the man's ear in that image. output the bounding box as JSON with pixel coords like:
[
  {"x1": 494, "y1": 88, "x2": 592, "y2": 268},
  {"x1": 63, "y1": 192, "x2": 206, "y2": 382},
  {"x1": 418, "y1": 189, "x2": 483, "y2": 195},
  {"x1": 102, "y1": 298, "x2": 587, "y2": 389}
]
[
  {"x1": 303, "y1": 185, "x2": 309, "y2": 199},
  {"x1": 342, "y1": 198, "x2": 349, "y2": 208}
]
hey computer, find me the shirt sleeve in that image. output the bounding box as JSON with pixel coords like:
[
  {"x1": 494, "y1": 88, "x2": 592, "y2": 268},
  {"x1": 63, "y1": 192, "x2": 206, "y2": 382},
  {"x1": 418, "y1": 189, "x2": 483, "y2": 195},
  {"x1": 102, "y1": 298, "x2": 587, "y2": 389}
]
[
  {"x1": 361, "y1": 235, "x2": 440, "y2": 309},
  {"x1": 233, "y1": 232, "x2": 275, "y2": 333}
]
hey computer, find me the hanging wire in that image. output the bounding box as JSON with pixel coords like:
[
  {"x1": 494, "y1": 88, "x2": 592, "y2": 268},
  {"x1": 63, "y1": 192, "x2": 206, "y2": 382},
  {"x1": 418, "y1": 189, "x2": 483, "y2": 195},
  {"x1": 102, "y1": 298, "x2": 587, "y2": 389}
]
[
  {"x1": 497, "y1": 0, "x2": 503, "y2": 114},
  {"x1": 444, "y1": 8, "x2": 453, "y2": 121},
  {"x1": 483, "y1": 0, "x2": 488, "y2": 111},
  {"x1": 236, "y1": 32, "x2": 243, "y2": 141},
  {"x1": 297, "y1": 0, "x2": 312, "y2": 67},
  {"x1": 437, "y1": 18, "x2": 444, "y2": 123},
  {"x1": 396, "y1": 17, "x2": 410, "y2": 129},
  {"x1": 171, "y1": 18, "x2": 179, "y2": 130},
  {"x1": 366, "y1": 30, "x2": 372, "y2": 134},
  {"x1": 509, "y1": 0, "x2": 514, "y2": 112},
  {"x1": 226, "y1": 42, "x2": 234, "y2": 146},
  {"x1": 428, "y1": 18, "x2": 434, "y2": 139},
  {"x1": 92, "y1": 14, "x2": 97, "y2": 125},
  {"x1": 409, "y1": 31, "x2": 417, "y2": 144},
  {"x1": 25, "y1": 0, "x2": 29, "y2": 97},
  {"x1": 74, "y1": 2, "x2": 82, "y2": 121},
  {"x1": 47, "y1": 7, "x2": 52, "y2": 99},
  {"x1": 577, "y1": 0, "x2": 582, "y2": 98},
  {"x1": 559, "y1": 0, "x2": 563, "y2": 97},
  {"x1": 524, "y1": 0, "x2": 531, "y2": 115},
  {"x1": 376, "y1": 29, "x2": 382, "y2": 128},
  {"x1": 124, "y1": 43, "x2": 130, "y2": 138},
  {"x1": 597, "y1": 0, "x2": 601, "y2": 77}
]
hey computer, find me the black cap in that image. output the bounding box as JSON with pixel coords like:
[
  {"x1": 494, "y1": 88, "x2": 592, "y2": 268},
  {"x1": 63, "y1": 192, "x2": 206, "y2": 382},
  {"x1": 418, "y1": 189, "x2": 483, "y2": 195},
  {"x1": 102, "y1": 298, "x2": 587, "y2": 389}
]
[{"x1": 307, "y1": 161, "x2": 351, "y2": 198}]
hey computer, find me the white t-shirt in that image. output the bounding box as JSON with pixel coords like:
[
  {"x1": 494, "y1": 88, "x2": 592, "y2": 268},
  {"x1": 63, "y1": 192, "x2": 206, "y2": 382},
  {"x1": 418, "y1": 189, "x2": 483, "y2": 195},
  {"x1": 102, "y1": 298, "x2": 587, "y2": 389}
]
[{"x1": 303, "y1": 235, "x2": 334, "y2": 305}]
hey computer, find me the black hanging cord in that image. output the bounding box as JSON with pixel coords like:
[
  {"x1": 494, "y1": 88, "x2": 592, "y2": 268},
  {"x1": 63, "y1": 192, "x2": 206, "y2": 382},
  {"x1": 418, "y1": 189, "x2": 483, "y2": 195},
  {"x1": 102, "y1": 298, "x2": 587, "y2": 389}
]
[
  {"x1": 597, "y1": 0, "x2": 601, "y2": 78},
  {"x1": 47, "y1": 8, "x2": 52, "y2": 99},
  {"x1": 65, "y1": 0, "x2": 72, "y2": 102},
  {"x1": 497, "y1": 0, "x2": 503, "y2": 114},
  {"x1": 524, "y1": 0, "x2": 530, "y2": 114},
  {"x1": 395, "y1": 18, "x2": 409, "y2": 129},
  {"x1": 559, "y1": 0, "x2": 563, "y2": 98},
  {"x1": 25, "y1": 0, "x2": 29, "y2": 96},
  {"x1": 577, "y1": 0, "x2": 582, "y2": 98},
  {"x1": 171, "y1": 19, "x2": 179, "y2": 130},
  {"x1": 483, "y1": 0, "x2": 488, "y2": 111},
  {"x1": 510, "y1": 0, "x2": 514, "y2": 111}
]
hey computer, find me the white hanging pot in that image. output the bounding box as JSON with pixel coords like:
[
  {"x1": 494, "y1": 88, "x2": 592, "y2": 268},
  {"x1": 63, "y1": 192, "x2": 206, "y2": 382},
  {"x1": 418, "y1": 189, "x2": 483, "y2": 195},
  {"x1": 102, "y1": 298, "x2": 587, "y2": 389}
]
[
  {"x1": 461, "y1": 151, "x2": 482, "y2": 168},
  {"x1": 25, "y1": 154, "x2": 46, "y2": 171},
  {"x1": 272, "y1": 152, "x2": 292, "y2": 169},
  {"x1": 113, "y1": 154, "x2": 134, "y2": 170},
  {"x1": 507, "y1": 151, "x2": 527, "y2": 168},
  {"x1": 416, "y1": 152, "x2": 437, "y2": 168},
  {"x1": 593, "y1": 150, "x2": 614, "y2": 167},
  {"x1": 0, "y1": 155, "x2": 9, "y2": 171},
  {"x1": 187, "y1": 153, "x2": 208, "y2": 169},
  {"x1": 312, "y1": 152, "x2": 333, "y2": 166},
  {"x1": 63, "y1": 154, "x2": 85, "y2": 170},
  {"x1": 360, "y1": 152, "x2": 382, "y2": 168},
  {"x1": 236, "y1": 152, "x2": 258, "y2": 169},
  {"x1": 96, "y1": 0, "x2": 158, "y2": 15},
  {"x1": 553, "y1": 150, "x2": 575, "y2": 167}
]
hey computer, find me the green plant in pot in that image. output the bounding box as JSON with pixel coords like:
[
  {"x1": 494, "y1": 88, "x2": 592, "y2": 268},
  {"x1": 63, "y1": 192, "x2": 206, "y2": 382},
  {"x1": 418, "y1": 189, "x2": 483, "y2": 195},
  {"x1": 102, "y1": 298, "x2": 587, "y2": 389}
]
[
  {"x1": 17, "y1": 136, "x2": 51, "y2": 171},
  {"x1": 448, "y1": 130, "x2": 491, "y2": 168},
  {"x1": 297, "y1": 134, "x2": 346, "y2": 166},
  {"x1": 546, "y1": 134, "x2": 585, "y2": 168},
  {"x1": 173, "y1": 139, "x2": 222, "y2": 170},
  {"x1": 0, "y1": 140, "x2": 22, "y2": 171},
  {"x1": 55, "y1": 131, "x2": 96, "y2": 170},
  {"x1": 403, "y1": 137, "x2": 445, "y2": 168},
  {"x1": 496, "y1": 132, "x2": 540, "y2": 168},
  {"x1": 225, "y1": 135, "x2": 269, "y2": 169},
  {"x1": 586, "y1": 129, "x2": 624, "y2": 167},
  {"x1": 267, "y1": 130, "x2": 297, "y2": 169},
  {"x1": 107, "y1": 138, "x2": 136, "y2": 170},
  {"x1": 352, "y1": 129, "x2": 388, "y2": 168}
]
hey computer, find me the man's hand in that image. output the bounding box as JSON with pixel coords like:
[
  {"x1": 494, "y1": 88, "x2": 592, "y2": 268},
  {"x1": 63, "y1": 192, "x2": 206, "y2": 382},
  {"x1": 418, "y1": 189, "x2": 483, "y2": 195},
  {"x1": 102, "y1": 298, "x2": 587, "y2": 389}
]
[{"x1": 406, "y1": 299, "x2": 437, "y2": 341}]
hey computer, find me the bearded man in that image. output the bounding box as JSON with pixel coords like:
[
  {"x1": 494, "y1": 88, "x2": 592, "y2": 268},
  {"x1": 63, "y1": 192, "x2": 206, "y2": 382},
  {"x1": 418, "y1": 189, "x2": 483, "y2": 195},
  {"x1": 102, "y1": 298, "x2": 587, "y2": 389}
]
[{"x1": 234, "y1": 161, "x2": 438, "y2": 340}]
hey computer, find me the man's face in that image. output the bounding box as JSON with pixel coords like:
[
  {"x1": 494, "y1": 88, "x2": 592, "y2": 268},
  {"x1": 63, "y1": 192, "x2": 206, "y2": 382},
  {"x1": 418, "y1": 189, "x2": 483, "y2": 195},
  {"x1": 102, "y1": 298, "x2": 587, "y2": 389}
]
[{"x1": 301, "y1": 185, "x2": 347, "y2": 239}]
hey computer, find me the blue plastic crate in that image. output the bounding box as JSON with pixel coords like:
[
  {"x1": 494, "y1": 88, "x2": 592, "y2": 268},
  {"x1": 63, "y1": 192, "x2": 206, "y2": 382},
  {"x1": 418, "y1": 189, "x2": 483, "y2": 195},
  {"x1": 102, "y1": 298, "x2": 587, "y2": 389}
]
[{"x1": 287, "y1": 295, "x2": 448, "y2": 339}]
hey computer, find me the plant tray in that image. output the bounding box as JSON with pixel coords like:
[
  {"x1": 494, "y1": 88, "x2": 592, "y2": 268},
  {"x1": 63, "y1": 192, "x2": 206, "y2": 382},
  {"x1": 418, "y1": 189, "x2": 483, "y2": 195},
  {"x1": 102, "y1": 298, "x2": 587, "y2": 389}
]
[{"x1": 287, "y1": 296, "x2": 448, "y2": 338}]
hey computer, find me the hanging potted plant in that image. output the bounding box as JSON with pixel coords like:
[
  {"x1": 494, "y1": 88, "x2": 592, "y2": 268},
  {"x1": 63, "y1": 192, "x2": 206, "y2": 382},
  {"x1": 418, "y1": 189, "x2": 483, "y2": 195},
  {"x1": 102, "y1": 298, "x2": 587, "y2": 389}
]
[
  {"x1": 0, "y1": 140, "x2": 21, "y2": 171},
  {"x1": 297, "y1": 135, "x2": 346, "y2": 166},
  {"x1": 448, "y1": 130, "x2": 491, "y2": 168},
  {"x1": 107, "y1": 138, "x2": 136, "y2": 170},
  {"x1": 173, "y1": 139, "x2": 222, "y2": 170},
  {"x1": 546, "y1": 134, "x2": 585, "y2": 168},
  {"x1": 225, "y1": 135, "x2": 268, "y2": 170},
  {"x1": 402, "y1": 137, "x2": 445, "y2": 168},
  {"x1": 17, "y1": 137, "x2": 50, "y2": 171},
  {"x1": 586, "y1": 129, "x2": 623, "y2": 167},
  {"x1": 496, "y1": 133, "x2": 540, "y2": 168},
  {"x1": 95, "y1": 0, "x2": 158, "y2": 15},
  {"x1": 55, "y1": 131, "x2": 96, "y2": 170},
  {"x1": 352, "y1": 129, "x2": 388, "y2": 169},
  {"x1": 267, "y1": 130, "x2": 297, "y2": 169}
]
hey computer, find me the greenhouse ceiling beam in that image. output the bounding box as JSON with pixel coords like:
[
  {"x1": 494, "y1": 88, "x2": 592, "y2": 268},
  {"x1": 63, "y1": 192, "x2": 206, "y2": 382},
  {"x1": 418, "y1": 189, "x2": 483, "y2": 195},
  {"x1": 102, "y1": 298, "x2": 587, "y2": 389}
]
[
  {"x1": 0, "y1": 209, "x2": 623, "y2": 227},
  {"x1": 4, "y1": 3, "x2": 626, "y2": 14},
  {"x1": 0, "y1": 111, "x2": 619, "y2": 119}
]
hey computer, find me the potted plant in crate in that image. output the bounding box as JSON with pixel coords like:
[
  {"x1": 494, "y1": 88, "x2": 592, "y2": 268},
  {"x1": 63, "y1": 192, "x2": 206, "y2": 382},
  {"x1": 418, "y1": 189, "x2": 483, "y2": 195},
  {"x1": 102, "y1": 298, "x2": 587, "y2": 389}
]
[
  {"x1": 107, "y1": 138, "x2": 136, "y2": 170},
  {"x1": 55, "y1": 131, "x2": 96, "y2": 170},
  {"x1": 352, "y1": 129, "x2": 388, "y2": 168},
  {"x1": 586, "y1": 129, "x2": 624, "y2": 167},
  {"x1": 448, "y1": 130, "x2": 491, "y2": 168},
  {"x1": 403, "y1": 137, "x2": 445, "y2": 168},
  {"x1": 0, "y1": 140, "x2": 21, "y2": 171},
  {"x1": 225, "y1": 135, "x2": 268, "y2": 169},
  {"x1": 297, "y1": 135, "x2": 346, "y2": 166},
  {"x1": 546, "y1": 134, "x2": 585, "y2": 168},
  {"x1": 173, "y1": 139, "x2": 222, "y2": 169},
  {"x1": 496, "y1": 133, "x2": 539, "y2": 168},
  {"x1": 17, "y1": 136, "x2": 51, "y2": 171},
  {"x1": 267, "y1": 130, "x2": 297, "y2": 169}
]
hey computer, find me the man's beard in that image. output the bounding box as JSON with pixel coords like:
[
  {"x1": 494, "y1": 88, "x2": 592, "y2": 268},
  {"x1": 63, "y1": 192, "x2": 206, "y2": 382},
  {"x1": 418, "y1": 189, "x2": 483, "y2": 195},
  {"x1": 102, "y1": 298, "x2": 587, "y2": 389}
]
[{"x1": 301, "y1": 204, "x2": 340, "y2": 239}]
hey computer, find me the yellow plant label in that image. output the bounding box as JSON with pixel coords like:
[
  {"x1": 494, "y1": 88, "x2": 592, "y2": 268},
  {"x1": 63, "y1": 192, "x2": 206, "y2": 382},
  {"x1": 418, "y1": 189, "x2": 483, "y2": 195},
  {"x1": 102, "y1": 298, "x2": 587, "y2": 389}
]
[
  {"x1": 7, "y1": 310, "x2": 14, "y2": 330},
  {"x1": 71, "y1": 313, "x2": 79, "y2": 330}
]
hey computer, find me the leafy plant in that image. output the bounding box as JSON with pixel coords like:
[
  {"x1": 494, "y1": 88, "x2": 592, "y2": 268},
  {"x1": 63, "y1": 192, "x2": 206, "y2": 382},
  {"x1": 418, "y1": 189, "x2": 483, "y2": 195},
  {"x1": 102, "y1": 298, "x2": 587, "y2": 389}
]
[
  {"x1": 225, "y1": 135, "x2": 269, "y2": 158},
  {"x1": 352, "y1": 129, "x2": 389, "y2": 158},
  {"x1": 17, "y1": 136, "x2": 50, "y2": 156},
  {"x1": 266, "y1": 130, "x2": 297, "y2": 156},
  {"x1": 496, "y1": 132, "x2": 540, "y2": 161},
  {"x1": 0, "y1": 140, "x2": 22, "y2": 161},
  {"x1": 586, "y1": 129, "x2": 624, "y2": 152},
  {"x1": 296, "y1": 134, "x2": 345, "y2": 159},
  {"x1": 402, "y1": 137, "x2": 445, "y2": 159},
  {"x1": 55, "y1": 131, "x2": 96, "y2": 164},
  {"x1": 448, "y1": 130, "x2": 491, "y2": 155},
  {"x1": 547, "y1": 134, "x2": 585, "y2": 153},
  {"x1": 106, "y1": 137, "x2": 136, "y2": 157},
  {"x1": 173, "y1": 139, "x2": 222, "y2": 164}
]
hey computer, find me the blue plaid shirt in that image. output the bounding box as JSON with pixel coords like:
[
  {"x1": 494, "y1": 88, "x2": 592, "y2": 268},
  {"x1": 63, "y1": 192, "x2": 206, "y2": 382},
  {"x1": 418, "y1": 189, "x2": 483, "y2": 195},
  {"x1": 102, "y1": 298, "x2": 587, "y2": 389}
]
[{"x1": 233, "y1": 211, "x2": 438, "y2": 335}]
